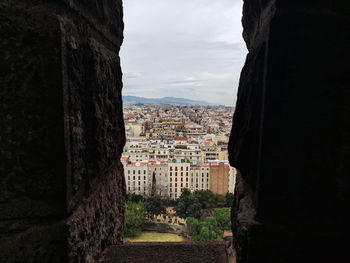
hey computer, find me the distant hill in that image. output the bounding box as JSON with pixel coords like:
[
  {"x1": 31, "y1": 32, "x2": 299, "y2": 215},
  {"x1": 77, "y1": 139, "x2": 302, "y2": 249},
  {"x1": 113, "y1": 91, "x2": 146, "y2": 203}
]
[{"x1": 123, "y1": 96, "x2": 214, "y2": 106}]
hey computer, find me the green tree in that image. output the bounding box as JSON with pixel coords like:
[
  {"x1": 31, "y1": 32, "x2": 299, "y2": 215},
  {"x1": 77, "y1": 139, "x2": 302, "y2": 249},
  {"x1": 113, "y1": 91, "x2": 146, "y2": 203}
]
[
  {"x1": 150, "y1": 171, "x2": 157, "y2": 196},
  {"x1": 180, "y1": 188, "x2": 191, "y2": 198},
  {"x1": 186, "y1": 217, "x2": 200, "y2": 236},
  {"x1": 215, "y1": 194, "x2": 226, "y2": 207},
  {"x1": 124, "y1": 201, "x2": 147, "y2": 237},
  {"x1": 175, "y1": 195, "x2": 202, "y2": 219},
  {"x1": 126, "y1": 193, "x2": 144, "y2": 203},
  {"x1": 225, "y1": 192, "x2": 234, "y2": 207},
  {"x1": 144, "y1": 197, "x2": 166, "y2": 217},
  {"x1": 213, "y1": 208, "x2": 231, "y2": 231},
  {"x1": 193, "y1": 190, "x2": 217, "y2": 208},
  {"x1": 190, "y1": 216, "x2": 223, "y2": 241}
]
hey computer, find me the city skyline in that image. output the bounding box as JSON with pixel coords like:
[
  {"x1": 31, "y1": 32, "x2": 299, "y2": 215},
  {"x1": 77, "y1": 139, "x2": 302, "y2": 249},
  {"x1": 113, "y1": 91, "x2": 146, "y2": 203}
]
[
  {"x1": 121, "y1": 0, "x2": 247, "y2": 106},
  {"x1": 122, "y1": 103, "x2": 236, "y2": 199}
]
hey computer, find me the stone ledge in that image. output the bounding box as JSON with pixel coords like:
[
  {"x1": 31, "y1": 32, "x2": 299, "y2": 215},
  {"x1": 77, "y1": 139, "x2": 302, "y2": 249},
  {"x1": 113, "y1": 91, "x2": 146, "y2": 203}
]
[{"x1": 104, "y1": 241, "x2": 232, "y2": 263}]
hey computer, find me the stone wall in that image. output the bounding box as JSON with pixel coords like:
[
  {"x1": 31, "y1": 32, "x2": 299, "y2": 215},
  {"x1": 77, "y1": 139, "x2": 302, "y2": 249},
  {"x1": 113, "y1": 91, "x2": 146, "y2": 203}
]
[
  {"x1": 105, "y1": 241, "x2": 234, "y2": 263},
  {"x1": 229, "y1": 0, "x2": 350, "y2": 262},
  {"x1": 0, "y1": 1, "x2": 125, "y2": 262}
]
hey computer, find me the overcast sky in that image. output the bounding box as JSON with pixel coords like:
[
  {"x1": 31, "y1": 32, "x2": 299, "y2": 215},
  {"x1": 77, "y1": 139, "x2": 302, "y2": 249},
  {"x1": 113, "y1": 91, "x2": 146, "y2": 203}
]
[{"x1": 120, "y1": 0, "x2": 247, "y2": 106}]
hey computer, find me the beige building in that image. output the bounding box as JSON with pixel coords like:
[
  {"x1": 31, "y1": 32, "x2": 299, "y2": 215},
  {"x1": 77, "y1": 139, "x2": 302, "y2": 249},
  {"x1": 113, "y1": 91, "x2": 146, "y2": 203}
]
[
  {"x1": 168, "y1": 161, "x2": 191, "y2": 199},
  {"x1": 209, "y1": 161, "x2": 231, "y2": 195},
  {"x1": 189, "y1": 164, "x2": 210, "y2": 192},
  {"x1": 228, "y1": 166, "x2": 237, "y2": 193},
  {"x1": 201, "y1": 148, "x2": 228, "y2": 163},
  {"x1": 125, "y1": 122, "x2": 144, "y2": 137},
  {"x1": 148, "y1": 162, "x2": 169, "y2": 196}
]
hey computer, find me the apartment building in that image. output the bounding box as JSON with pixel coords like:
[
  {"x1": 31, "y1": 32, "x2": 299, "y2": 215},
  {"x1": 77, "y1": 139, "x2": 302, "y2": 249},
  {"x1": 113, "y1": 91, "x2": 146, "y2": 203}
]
[
  {"x1": 125, "y1": 163, "x2": 149, "y2": 196},
  {"x1": 189, "y1": 164, "x2": 210, "y2": 192},
  {"x1": 148, "y1": 162, "x2": 169, "y2": 196},
  {"x1": 168, "y1": 160, "x2": 191, "y2": 199}
]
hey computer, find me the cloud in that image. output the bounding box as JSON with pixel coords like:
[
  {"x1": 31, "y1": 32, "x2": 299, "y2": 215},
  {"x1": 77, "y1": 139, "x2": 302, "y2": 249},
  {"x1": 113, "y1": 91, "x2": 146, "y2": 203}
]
[{"x1": 120, "y1": 0, "x2": 247, "y2": 106}]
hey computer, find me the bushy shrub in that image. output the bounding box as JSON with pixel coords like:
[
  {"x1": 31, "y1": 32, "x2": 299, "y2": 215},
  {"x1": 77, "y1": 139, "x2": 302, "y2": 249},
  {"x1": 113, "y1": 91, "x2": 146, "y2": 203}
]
[
  {"x1": 213, "y1": 208, "x2": 231, "y2": 231},
  {"x1": 187, "y1": 216, "x2": 223, "y2": 241},
  {"x1": 124, "y1": 201, "x2": 147, "y2": 237}
]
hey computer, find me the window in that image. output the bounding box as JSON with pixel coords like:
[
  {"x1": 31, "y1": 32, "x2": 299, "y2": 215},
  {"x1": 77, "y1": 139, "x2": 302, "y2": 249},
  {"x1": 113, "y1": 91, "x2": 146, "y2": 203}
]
[
  {"x1": 186, "y1": 167, "x2": 189, "y2": 171},
  {"x1": 138, "y1": 170, "x2": 141, "y2": 174},
  {"x1": 144, "y1": 176, "x2": 146, "y2": 180},
  {"x1": 128, "y1": 170, "x2": 130, "y2": 174},
  {"x1": 175, "y1": 167, "x2": 178, "y2": 171},
  {"x1": 181, "y1": 167, "x2": 183, "y2": 171},
  {"x1": 128, "y1": 176, "x2": 130, "y2": 180},
  {"x1": 144, "y1": 170, "x2": 146, "y2": 174},
  {"x1": 133, "y1": 176, "x2": 135, "y2": 180},
  {"x1": 170, "y1": 178, "x2": 172, "y2": 182},
  {"x1": 170, "y1": 167, "x2": 173, "y2": 171},
  {"x1": 133, "y1": 170, "x2": 135, "y2": 174}
]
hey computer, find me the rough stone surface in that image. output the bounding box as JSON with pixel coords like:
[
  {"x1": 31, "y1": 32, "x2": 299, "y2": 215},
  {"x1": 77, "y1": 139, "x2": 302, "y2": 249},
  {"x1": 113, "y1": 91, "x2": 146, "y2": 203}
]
[
  {"x1": 229, "y1": 0, "x2": 350, "y2": 262},
  {"x1": 104, "y1": 241, "x2": 232, "y2": 263},
  {"x1": 0, "y1": 1, "x2": 125, "y2": 262}
]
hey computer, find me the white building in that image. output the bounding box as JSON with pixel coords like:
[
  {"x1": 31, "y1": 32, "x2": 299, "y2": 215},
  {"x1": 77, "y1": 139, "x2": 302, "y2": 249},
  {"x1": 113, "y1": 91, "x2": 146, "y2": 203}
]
[{"x1": 124, "y1": 163, "x2": 149, "y2": 196}]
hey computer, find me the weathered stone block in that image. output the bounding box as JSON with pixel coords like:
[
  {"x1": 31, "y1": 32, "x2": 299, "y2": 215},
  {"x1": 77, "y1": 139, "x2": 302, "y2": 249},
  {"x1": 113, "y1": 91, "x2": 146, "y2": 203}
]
[
  {"x1": 230, "y1": 0, "x2": 350, "y2": 262},
  {"x1": 0, "y1": 1, "x2": 125, "y2": 262}
]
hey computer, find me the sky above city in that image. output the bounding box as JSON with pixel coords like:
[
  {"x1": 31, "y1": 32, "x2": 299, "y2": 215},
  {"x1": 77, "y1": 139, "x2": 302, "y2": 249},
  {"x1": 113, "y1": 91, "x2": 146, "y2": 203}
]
[{"x1": 120, "y1": 0, "x2": 247, "y2": 106}]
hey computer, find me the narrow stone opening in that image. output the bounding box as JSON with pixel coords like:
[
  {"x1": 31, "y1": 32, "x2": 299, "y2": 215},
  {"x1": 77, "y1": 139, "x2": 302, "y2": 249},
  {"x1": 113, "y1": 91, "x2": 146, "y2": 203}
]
[
  {"x1": 119, "y1": 0, "x2": 247, "y2": 252},
  {"x1": 2, "y1": 0, "x2": 349, "y2": 262}
]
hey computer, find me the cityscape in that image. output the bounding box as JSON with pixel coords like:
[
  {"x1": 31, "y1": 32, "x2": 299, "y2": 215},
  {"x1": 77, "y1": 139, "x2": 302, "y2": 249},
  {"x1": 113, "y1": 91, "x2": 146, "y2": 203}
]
[
  {"x1": 121, "y1": 102, "x2": 236, "y2": 242},
  {"x1": 122, "y1": 103, "x2": 237, "y2": 199}
]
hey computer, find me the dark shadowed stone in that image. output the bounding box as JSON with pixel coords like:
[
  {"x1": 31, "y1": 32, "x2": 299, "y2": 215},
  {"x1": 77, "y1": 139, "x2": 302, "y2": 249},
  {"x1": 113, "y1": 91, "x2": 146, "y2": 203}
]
[
  {"x1": 229, "y1": 0, "x2": 350, "y2": 262},
  {"x1": 104, "y1": 241, "x2": 232, "y2": 263},
  {"x1": 0, "y1": 1, "x2": 125, "y2": 262}
]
